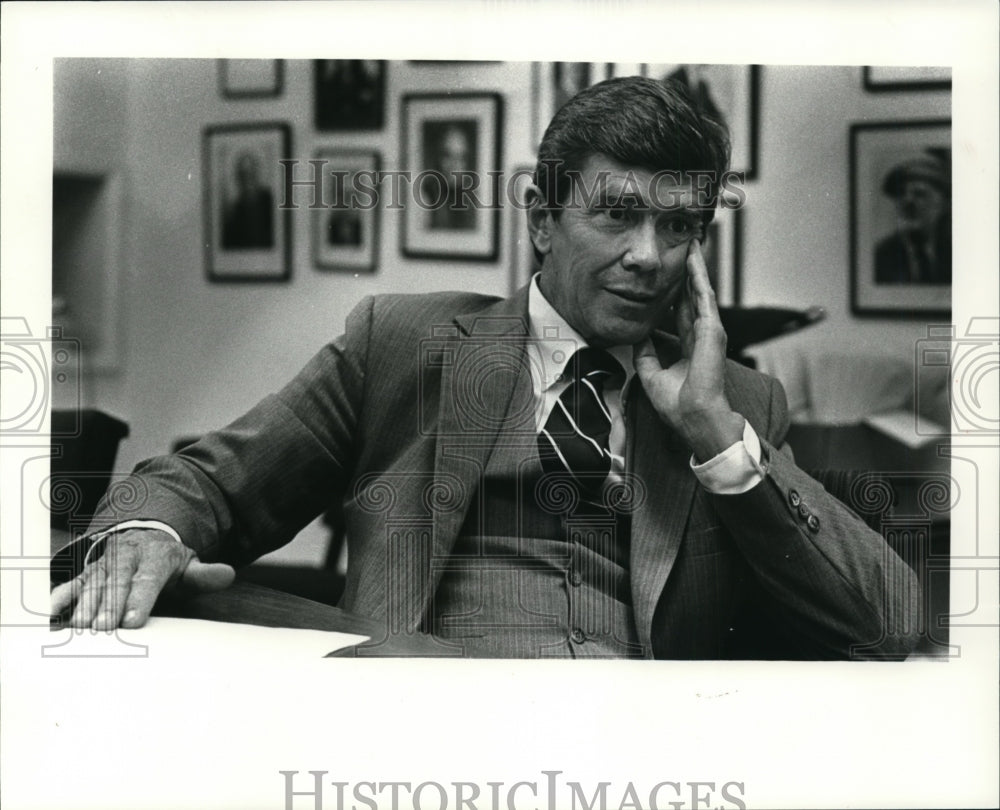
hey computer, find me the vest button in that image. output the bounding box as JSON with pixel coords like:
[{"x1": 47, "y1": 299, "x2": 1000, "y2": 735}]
[
  {"x1": 569, "y1": 570, "x2": 583, "y2": 587},
  {"x1": 571, "y1": 628, "x2": 586, "y2": 644}
]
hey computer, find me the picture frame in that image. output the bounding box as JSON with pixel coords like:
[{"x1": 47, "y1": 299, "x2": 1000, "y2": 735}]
[
  {"x1": 314, "y1": 60, "x2": 386, "y2": 131},
  {"x1": 644, "y1": 63, "x2": 761, "y2": 180},
  {"x1": 850, "y1": 119, "x2": 951, "y2": 317},
  {"x1": 400, "y1": 93, "x2": 503, "y2": 261},
  {"x1": 312, "y1": 149, "x2": 380, "y2": 273},
  {"x1": 218, "y1": 59, "x2": 284, "y2": 99},
  {"x1": 203, "y1": 122, "x2": 291, "y2": 282},
  {"x1": 703, "y1": 205, "x2": 742, "y2": 307},
  {"x1": 508, "y1": 164, "x2": 540, "y2": 295},
  {"x1": 531, "y1": 62, "x2": 608, "y2": 150},
  {"x1": 863, "y1": 65, "x2": 952, "y2": 92}
]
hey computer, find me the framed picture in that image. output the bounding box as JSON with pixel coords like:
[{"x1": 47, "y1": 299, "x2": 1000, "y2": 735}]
[
  {"x1": 508, "y1": 164, "x2": 540, "y2": 295},
  {"x1": 218, "y1": 59, "x2": 284, "y2": 98},
  {"x1": 313, "y1": 150, "x2": 380, "y2": 273},
  {"x1": 203, "y1": 123, "x2": 291, "y2": 282},
  {"x1": 850, "y1": 119, "x2": 951, "y2": 317},
  {"x1": 702, "y1": 206, "x2": 742, "y2": 307},
  {"x1": 314, "y1": 60, "x2": 386, "y2": 131},
  {"x1": 644, "y1": 63, "x2": 760, "y2": 179},
  {"x1": 531, "y1": 62, "x2": 608, "y2": 150},
  {"x1": 863, "y1": 66, "x2": 952, "y2": 92},
  {"x1": 401, "y1": 93, "x2": 503, "y2": 261}
]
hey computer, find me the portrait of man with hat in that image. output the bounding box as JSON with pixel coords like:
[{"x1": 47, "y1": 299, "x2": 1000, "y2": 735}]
[{"x1": 874, "y1": 149, "x2": 952, "y2": 285}]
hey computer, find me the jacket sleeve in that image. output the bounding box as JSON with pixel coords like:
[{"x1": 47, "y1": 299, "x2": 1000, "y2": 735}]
[
  {"x1": 86, "y1": 297, "x2": 376, "y2": 567},
  {"x1": 711, "y1": 375, "x2": 922, "y2": 659}
]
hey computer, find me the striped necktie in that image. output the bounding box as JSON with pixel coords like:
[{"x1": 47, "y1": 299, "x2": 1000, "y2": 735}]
[{"x1": 537, "y1": 347, "x2": 624, "y2": 498}]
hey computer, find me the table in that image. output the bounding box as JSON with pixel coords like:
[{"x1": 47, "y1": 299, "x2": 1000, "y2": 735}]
[{"x1": 52, "y1": 530, "x2": 451, "y2": 657}]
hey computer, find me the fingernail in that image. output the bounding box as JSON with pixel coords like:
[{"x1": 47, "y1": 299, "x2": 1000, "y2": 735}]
[{"x1": 124, "y1": 610, "x2": 138, "y2": 625}]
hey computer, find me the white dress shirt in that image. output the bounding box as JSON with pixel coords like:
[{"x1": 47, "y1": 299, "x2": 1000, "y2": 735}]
[{"x1": 526, "y1": 274, "x2": 764, "y2": 495}]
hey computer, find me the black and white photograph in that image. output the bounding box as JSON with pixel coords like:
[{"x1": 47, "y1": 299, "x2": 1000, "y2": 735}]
[
  {"x1": 218, "y1": 58, "x2": 284, "y2": 98},
  {"x1": 644, "y1": 63, "x2": 760, "y2": 179},
  {"x1": 851, "y1": 119, "x2": 951, "y2": 315},
  {"x1": 312, "y1": 149, "x2": 380, "y2": 273},
  {"x1": 203, "y1": 122, "x2": 290, "y2": 281},
  {"x1": 2, "y1": 5, "x2": 998, "y2": 810},
  {"x1": 401, "y1": 92, "x2": 502, "y2": 259},
  {"x1": 863, "y1": 65, "x2": 952, "y2": 91},
  {"x1": 314, "y1": 59, "x2": 386, "y2": 130}
]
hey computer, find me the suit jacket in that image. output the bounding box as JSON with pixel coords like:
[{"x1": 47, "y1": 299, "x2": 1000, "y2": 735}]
[{"x1": 108, "y1": 286, "x2": 920, "y2": 659}]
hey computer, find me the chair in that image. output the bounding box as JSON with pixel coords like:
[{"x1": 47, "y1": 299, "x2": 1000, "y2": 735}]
[{"x1": 50, "y1": 409, "x2": 129, "y2": 531}]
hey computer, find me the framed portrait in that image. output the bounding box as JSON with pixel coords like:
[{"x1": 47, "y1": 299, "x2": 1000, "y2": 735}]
[
  {"x1": 850, "y1": 119, "x2": 951, "y2": 317},
  {"x1": 314, "y1": 60, "x2": 386, "y2": 130},
  {"x1": 401, "y1": 93, "x2": 503, "y2": 261},
  {"x1": 508, "y1": 164, "x2": 540, "y2": 295},
  {"x1": 218, "y1": 59, "x2": 284, "y2": 98},
  {"x1": 863, "y1": 65, "x2": 952, "y2": 92},
  {"x1": 203, "y1": 122, "x2": 291, "y2": 282},
  {"x1": 702, "y1": 206, "x2": 742, "y2": 307},
  {"x1": 644, "y1": 63, "x2": 761, "y2": 179},
  {"x1": 312, "y1": 150, "x2": 380, "y2": 273},
  {"x1": 531, "y1": 62, "x2": 608, "y2": 150}
]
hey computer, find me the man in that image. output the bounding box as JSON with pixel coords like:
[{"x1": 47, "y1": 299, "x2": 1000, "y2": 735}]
[
  {"x1": 426, "y1": 123, "x2": 478, "y2": 231},
  {"x1": 221, "y1": 150, "x2": 275, "y2": 250},
  {"x1": 874, "y1": 153, "x2": 952, "y2": 285},
  {"x1": 52, "y1": 77, "x2": 919, "y2": 659}
]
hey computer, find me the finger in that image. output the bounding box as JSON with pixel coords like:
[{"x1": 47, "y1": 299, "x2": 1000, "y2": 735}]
[
  {"x1": 120, "y1": 555, "x2": 186, "y2": 629},
  {"x1": 69, "y1": 562, "x2": 106, "y2": 628},
  {"x1": 633, "y1": 337, "x2": 664, "y2": 382},
  {"x1": 686, "y1": 239, "x2": 720, "y2": 321},
  {"x1": 179, "y1": 560, "x2": 237, "y2": 594},
  {"x1": 92, "y1": 541, "x2": 139, "y2": 631},
  {"x1": 51, "y1": 574, "x2": 85, "y2": 618}
]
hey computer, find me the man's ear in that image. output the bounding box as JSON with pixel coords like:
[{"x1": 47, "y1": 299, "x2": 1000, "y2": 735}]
[{"x1": 525, "y1": 184, "x2": 553, "y2": 257}]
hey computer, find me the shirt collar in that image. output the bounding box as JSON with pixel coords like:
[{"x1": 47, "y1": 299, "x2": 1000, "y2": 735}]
[{"x1": 527, "y1": 274, "x2": 636, "y2": 391}]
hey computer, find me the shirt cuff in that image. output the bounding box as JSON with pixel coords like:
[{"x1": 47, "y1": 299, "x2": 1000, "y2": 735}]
[
  {"x1": 689, "y1": 418, "x2": 765, "y2": 495},
  {"x1": 82, "y1": 520, "x2": 183, "y2": 566}
]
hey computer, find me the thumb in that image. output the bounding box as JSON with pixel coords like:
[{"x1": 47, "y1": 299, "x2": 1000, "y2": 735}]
[
  {"x1": 633, "y1": 337, "x2": 663, "y2": 382},
  {"x1": 179, "y1": 559, "x2": 236, "y2": 593}
]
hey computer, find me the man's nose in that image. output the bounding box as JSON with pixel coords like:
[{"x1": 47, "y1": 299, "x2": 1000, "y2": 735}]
[{"x1": 622, "y1": 218, "x2": 662, "y2": 272}]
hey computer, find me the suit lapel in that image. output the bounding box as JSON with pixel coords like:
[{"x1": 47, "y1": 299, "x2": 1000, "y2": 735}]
[
  {"x1": 626, "y1": 333, "x2": 699, "y2": 653},
  {"x1": 428, "y1": 287, "x2": 534, "y2": 601}
]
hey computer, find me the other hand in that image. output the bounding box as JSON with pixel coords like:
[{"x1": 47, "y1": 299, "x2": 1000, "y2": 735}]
[
  {"x1": 633, "y1": 238, "x2": 744, "y2": 461},
  {"x1": 50, "y1": 529, "x2": 235, "y2": 630}
]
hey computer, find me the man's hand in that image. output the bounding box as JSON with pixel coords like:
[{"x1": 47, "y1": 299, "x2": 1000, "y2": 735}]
[
  {"x1": 634, "y1": 238, "x2": 745, "y2": 462},
  {"x1": 50, "y1": 529, "x2": 235, "y2": 630}
]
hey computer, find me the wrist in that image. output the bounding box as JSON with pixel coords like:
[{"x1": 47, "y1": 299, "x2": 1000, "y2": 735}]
[{"x1": 680, "y1": 408, "x2": 746, "y2": 463}]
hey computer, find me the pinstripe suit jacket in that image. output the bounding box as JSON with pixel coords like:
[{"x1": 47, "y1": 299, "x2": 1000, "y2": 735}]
[{"x1": 118, "y1": 286, "x2": 920, "y2": 659}]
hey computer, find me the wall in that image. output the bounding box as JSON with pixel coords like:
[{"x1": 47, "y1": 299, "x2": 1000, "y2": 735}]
[
  {"x1": 57, "y1": 61, "x2": 952, "y2": 562},
  {"x1": 742, "y1": 64, "x2": 950, "y2": 359}
]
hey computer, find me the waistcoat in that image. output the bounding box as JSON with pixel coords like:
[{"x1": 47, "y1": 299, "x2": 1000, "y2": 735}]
[{"x1": 432, "y1": 430, "x2": 647, "y2": 658}]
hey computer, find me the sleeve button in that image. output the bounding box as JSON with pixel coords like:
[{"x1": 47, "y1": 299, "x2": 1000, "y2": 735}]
[
  {"x1": 807, "y1": 514, "x2": 821, "y2": 532},
  {"x1": 788, "y1": 489, "x2": 802, "y2": 508}
]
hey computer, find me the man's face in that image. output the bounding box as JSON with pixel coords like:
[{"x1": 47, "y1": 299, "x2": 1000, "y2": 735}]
[
  {"x1": 534, "y1": 154, "x2": 702, "y2": 347},
  {"x1": 895, "y1": 179, "x2": 945, "y2": 232},
  {"x1": 439, "y1": 128, "x2": 470, "y2": 176}
]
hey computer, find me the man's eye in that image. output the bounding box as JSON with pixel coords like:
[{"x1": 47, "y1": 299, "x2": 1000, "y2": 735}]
[
  {"x1": 604, "y1": 207, "x2": 627, "y2": 221},
  {"x1": 660, "y1": 217, "x2": 703, "y2": 239}
]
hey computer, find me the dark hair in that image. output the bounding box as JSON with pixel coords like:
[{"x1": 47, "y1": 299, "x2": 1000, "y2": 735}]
[{"x1": 534, "y1": 76, "x2": 731, "y2": 218}]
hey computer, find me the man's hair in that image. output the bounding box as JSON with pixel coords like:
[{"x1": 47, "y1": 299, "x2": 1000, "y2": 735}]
[{"x1": 533, "y1": 76, "x2": 731, "y2": 219}]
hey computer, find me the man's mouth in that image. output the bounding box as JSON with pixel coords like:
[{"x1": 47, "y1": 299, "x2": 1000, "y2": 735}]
[{"x1": 605, "y1": 288, "x2": 658, "y2": 304}]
